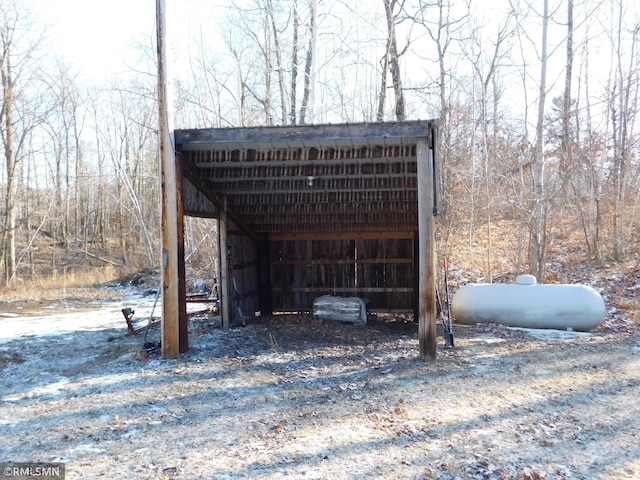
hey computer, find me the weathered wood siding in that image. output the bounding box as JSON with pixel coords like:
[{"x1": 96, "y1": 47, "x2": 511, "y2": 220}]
[
  {"x1": 226, "y1": 222, "x2": 259, "y2": 321},
  {"x1": 269, "y1": 237, "x2": 414, "y2": 312},
  {"x1": 183, "y1": 176, "x2": 217, "y2": 217}
]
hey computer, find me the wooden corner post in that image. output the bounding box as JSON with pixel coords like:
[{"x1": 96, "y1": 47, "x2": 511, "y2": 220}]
[
  {"x1": 157, "y1": 0, "x2": 180, "y2": 358},
  {"x1": 176, "y1": 153, "x2": 188, "y2": 353},
  {"x1": 416, "y1": 132, "x2": 437, "y2": 361},
  {"x1": 219, "y1": 195, "x2": 231, "y2": 329}
]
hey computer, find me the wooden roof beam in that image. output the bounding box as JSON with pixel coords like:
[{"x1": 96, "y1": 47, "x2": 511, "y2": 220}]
[
  {"x1": 175, "y1": 120, "x2": 437, "y2": 151},
  {"x1": 181, "y1": 161, "x2": 260, "y2": 242}
]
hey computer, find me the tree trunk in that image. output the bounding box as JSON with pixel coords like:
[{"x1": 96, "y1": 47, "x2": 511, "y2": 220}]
[
  {"x1": 1, "y1": 48, "x2": 17, "y2": 285},
  {"x1": 289, "y1": 0, "x2": 299, "y2": 125},
  {"x1": 562, "y1": 0, "x2": 574, "y2": 180},
  {"x1": 376, "y1": 40, "x2": 389, "y2": 121},
  {"x1": 530, "y1": 0, "x2": 549, "y2": 282},
  {"x1": 262, "y1": 12, "x2": 274, "y2": 125},
  {"x1": 609, "y1": 0, "x2": 635, "y2": 261},
  {"x1": 383, "y1": 0, "x2": 406, "y2": 121},
  {"x1": 266, "y1": 0, "x2": 288, "y2": 124},
  {"x1": 299, "y1": 0, "x2": 317, "y2": 125}
]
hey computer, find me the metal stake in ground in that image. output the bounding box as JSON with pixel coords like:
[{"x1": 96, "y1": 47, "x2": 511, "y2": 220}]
[
  {"x1": 443, "y1": 258, "x2": 455, "y2": 348},
  {"x1": 143, "y1": 287, "x2": 162, "y2": 345}
]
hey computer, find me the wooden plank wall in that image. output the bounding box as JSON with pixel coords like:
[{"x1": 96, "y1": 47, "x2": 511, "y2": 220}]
[
  {"x1": 182, "y1": 175, "x2": 217, "y2": 217},
  {"x1": 269, "y1": 238, "x2": 414, "y2": 311},
  {"x1": 355, "y1": 238, "x2": 414, "y2": 310},
  {"x1": 226, "y1": 225, "x2": 259, "y2": 322}
]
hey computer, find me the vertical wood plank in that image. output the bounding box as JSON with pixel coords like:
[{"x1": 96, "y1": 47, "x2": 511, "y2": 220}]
[
  {"x1": 416, "y1": 135, "x2": 437, "y2": 361},
  {"x1": 219, "y1": 195, "x2": 230, "y2": 329},
  {"x1": 157, "y1": 0, "x2": 179, "y2": 359},
  {"x1": 413, "y1": 232, "x2": 419, "y2": 324},
  {"x1": 176, "y1": 152, "x2": 188, "y2": 353},
  {"x1": 258, "y1": 237, "x2": 273, "y2": 316}
]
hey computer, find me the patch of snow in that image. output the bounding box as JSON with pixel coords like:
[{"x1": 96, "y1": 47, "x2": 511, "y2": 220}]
[
  {"x1": 508, "y1": 327, "x2": 595, "y2": 340},
  {"x1": 65, "y1": 443, "x2": 105, "y2": 459},
  {"x1": 0, "y1": 310, "x2": 124, "y2": 343},
  {"x1": 30, "y1": 379, "x2": 70, "y2": 398},
  {"x1": 0, "y1": 289, "x2": 177, "y2": 345}
]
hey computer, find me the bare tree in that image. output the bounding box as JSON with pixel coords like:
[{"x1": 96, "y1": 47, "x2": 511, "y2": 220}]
[
  {"x1": 378, "y1": 0, "x2": 407, "y2": 121},
  {"x1": 607, "y1": 0, "x2": 640, "y2": 261},
  {"x1": 299, "y1": 0, "x2": 317, "y2": 124},
  {"x1": 562, "y1": 0, "x2": 574, "y2": 182},
  {"x1": 0, "y1": 0, "x2": 46, "y2": 285},
  {"x1": 217, "y1": 0, "x2": 312, "y2": 126},
  {"x1": 577, "y1": 27, "x2": 604, "y2": 262},
  {"x1": 508, "y1": 0, "x2": 552, "y2": 281},
  {"x1": 529, "y1": 0, "x2": 550, "y2": 282},
  {"x1": 406, "y1": 0, "x2": 469, "y2": 221},
  {"x1": 266, "y1": 0, "x2": 289, "y2": 124},
  {"x1": 465, "y1": 13, "x2": 514, "y2": 281},
  {"x1": 289, "y1": 0, "x2": 300, "y2": 124}
]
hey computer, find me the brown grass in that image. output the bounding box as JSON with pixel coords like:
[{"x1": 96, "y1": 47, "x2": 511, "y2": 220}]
[{"x1": 0, "y1": 265, "x2": 128, "y2": 303}]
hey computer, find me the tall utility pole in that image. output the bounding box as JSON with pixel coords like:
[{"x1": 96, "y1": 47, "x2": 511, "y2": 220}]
[{"x1": 157, "y1": 0, "x2": 182, "y2": 358}]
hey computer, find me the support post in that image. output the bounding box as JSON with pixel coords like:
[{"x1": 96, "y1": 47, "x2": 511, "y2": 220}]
[
  {"x1": 157, "y1": 0, "x2": 179, "y2": 358},
  {"x1": 413, "y1": 232, "x2": 419, "y2": 321},
  {"x1": 219, "y1": 195, "x2": 231, "y2": 329},
  {"x1": 258, "y1": 236, "x2": 273, "y2": 316},
  {"x1": 176, "y1": 153, "x2": 188, "y2": 353},
  {"x1": 416, "y1": 135, "x2": 437, "y2": 361}
]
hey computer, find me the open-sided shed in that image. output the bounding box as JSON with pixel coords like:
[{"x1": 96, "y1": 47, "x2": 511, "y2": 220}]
[{"x1": 164, "y1": 120, "x2": 440, "y2": 360}]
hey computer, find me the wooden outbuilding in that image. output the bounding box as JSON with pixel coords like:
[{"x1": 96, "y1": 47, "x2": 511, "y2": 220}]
[{"x1": 162, "y1": 120, "x2": 440, "y2": 360}]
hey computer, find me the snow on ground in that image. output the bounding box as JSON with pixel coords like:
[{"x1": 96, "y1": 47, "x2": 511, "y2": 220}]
[
  {"x1": 0, "y1": 288, "x2": 211, "y2": 344},
  {"x1": 0, "y1": 285, "x2": 639, "y2": 480}
]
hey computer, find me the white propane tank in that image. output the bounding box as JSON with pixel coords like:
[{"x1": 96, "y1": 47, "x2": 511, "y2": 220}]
[{"x1": 451, "y1": 275, "x2": 606, "y2": 331}]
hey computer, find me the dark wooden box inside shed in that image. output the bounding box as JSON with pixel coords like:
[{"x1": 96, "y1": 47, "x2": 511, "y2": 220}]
[{"x1": 174, "y1": 120, "x2": 440, "y2": 359}]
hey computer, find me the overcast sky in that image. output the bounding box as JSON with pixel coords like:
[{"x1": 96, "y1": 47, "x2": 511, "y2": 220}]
[
  {"x1": 32, "y1": 0, "x2": 157, "y2": 81},
  {"x1": 28, "y1": 0, "x2": 232, "y2": 84}
]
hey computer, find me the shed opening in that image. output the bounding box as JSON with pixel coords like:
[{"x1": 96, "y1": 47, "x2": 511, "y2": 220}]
[{"x1": 169, "y1": 120, "x2": 440, "y2": 360}]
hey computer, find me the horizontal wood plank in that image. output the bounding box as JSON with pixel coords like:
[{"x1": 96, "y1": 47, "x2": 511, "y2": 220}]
[
  {"x1": 272, "y1": 287, "x2": 414, "y2": 293},
  {"x1": 271, "y1": 258, "x2": 413, "y2": 265},
  {"x1": 268, "y1": 231, "x2": 415, "y2": 241}
]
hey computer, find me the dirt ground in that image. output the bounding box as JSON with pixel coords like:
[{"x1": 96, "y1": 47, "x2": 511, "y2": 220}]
[{"x1": 1, "y1": 275, "x2": 639, "y2": 480}]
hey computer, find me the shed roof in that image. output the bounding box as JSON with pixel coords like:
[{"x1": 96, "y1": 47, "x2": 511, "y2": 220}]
[{"x1": 175, "y1": 120, "x2": 437, "y2": 236}]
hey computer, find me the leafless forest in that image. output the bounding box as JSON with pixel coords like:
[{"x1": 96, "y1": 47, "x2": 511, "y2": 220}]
[
  {"x1": 1, "y1": 3, "x2": 640, "y2": 479},
  {"x1": 0, "y1": 0, "x2": 639, "y2": 288}
]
